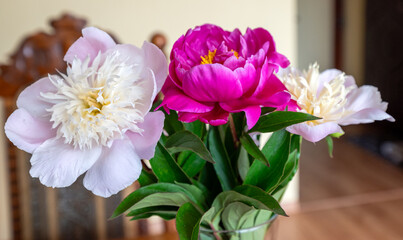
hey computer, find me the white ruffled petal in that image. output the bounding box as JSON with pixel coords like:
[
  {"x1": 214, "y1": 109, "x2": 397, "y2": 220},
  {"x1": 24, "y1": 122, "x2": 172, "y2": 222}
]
[
  {"x1": 5, "y1": 108, "x2": 56, "y2": 153},
  {"x1": 30, "y1": 138, "x2": 102, "y2": 188},
  {"x1": 287, "y1": 122, "x2": 342, "y2": 143},
  {"x1": 126, "y1": 111, "x2": 164, "y2": 160},
  {"x1": 83, "y1": 139, "x2": 142, "y2": 197},
  {"x1": 16, "y1": 77, "x2": 57, "y2": 120}
]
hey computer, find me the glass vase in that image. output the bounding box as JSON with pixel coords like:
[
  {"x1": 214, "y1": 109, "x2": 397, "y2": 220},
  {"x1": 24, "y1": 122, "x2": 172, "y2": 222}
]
[{"x1": 198, "y1": 214, "x2": 278, "y2": 240}]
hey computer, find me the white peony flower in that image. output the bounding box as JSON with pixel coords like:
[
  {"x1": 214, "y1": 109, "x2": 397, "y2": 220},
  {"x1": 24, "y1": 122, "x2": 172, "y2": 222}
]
[{"x1": 4, "y1": 27, "x2": 168, "y2": 197}]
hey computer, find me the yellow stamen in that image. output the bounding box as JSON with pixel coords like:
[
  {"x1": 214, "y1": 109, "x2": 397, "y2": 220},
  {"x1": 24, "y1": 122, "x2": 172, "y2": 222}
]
[
  {"x1": 231, "y1": 50, "x2": 239, "y2": 59},
  {"x1": 201, "y1": 50, "x2": 217, "y2": 64}
]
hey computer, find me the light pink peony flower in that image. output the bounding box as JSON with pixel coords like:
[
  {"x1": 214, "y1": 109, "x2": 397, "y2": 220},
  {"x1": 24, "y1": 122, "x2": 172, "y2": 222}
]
[
  {"x1": 159, "y1": 24, "x2": 291, "y2": 129},
  {"x1": 279, "y1": 63, "x2": 395, "y2": 142},
  {"x1": 4, "y1": 27, "x2": 167, "y2": 197}
]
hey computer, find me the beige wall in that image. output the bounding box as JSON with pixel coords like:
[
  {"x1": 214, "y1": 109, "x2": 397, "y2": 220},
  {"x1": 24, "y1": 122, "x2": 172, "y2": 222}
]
[
  {"x1": 0, "y1": 0, "x2": 297, "y2": 65},
  {"x1": 297, "y1": 0, "x2": 334, "y2": 70}
]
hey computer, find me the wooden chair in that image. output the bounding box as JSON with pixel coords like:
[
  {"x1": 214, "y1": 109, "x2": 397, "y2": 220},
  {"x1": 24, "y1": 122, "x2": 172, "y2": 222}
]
[{"x1": 0, "y1": 13, "x2": 174, "y2": 240}]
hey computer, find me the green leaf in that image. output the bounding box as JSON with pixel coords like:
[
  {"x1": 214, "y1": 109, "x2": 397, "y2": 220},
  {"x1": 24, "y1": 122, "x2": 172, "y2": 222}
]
[
  {"x1": 126, "y1": 192, "x2": 191, "y2": 213},
  {"x1": 165, "y1": 130, "x2": 214, "y2": 163},
  {"x1": 138, "y1": 169, "x2": 157, "y2": 187},
  {"x1": 330, "y1": 130, "x2": 344, "y2": 138},
  {"x1": 200, "y1": 207, "x2": 221, "y2": 231},
  {"x1": 198, "y1": 163, "x2": 222, "y2": 203},
  {"x1": 234, "y1": 184, "x2": 287, "y2": 216},
  {"x1": 177, "y1": 151, "x2": 206, "y2": 178},
  {"x1": 240, "y1": 133, "x2": 269, "y2": 166},
  {"x1": 130, "y1": 211, "x2": 177, "y2": 221},
  {"x1": 207, "y1": 126, "x2": 237, "y2": 191},
  {"x1": 250, "y1": 111, "x2": 320, "y2": 133},
  {"x1": 243, "y1": 130, "x2": 291, "y2": 191},
  {"x1": 164, "y1": 110, "x2": 185, "y2": 135},
  {"x1": 272, "y1": 134, "x2": 302, "y2": 194},
  {"x1": 127, "y1": 206, "x2": 178, "y2": 220},
  {"x1": 184, "y1": 120, "x2": 206, "y2": 138},
  {"x1": 221, "y1": 202, "x2": 253, "y2": 230},
  {"x1": 112, "y1": 183, "x2": 193, "y2": 218},
  {"x1": 203, "y1": 189, "x2": 286, "y2": 226},
  {"x1": 175, "y1": 182, "x2": 208, "y2": 211},
  {"x1": 176, "y1": 202, "x2": 203, "y2": 240},
  {"x1": 236, "y1": 208, "x2": 272, "y2": 239},
  {"x1": 260, "y1": 107, "x2": 276, "y2": 115},
  {"x1": 326, "y1": 135, "x2": 334, "y2": 158},
  {"x1": 149, "y1": 142, "x2": 191, "y2": 184},
  {"x1": 237, "y1": 146, "x2": 250, "y2": 181}
]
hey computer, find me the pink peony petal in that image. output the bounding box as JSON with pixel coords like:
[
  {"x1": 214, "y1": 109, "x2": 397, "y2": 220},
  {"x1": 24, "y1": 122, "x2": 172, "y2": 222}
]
[
  {"x1": 5, "y1": 108, "x2": 56, "y2": 153},
  {"x1": 178, "y1": 106, "x2": 229, "y2": 126},
  {"x1": 198, "y1": 106, "x2": 229, "y2": 126},
  {"x1": 160, "y1": 87, "x2": 215, "y2": 113},
  {"x1": 286, "y1": 122, "x2": 343, "y2": 143},
  {"x1": 126, "y1": 111, "x2": 165, "y2": 160},
  {"x1": 30, "y1": 138, "x2": 102, "y2": 187},
  {"x1": 267, "y1": 51, "x2": 290, "y2": 69},
  {"x1": 142, "y1": 41, "x2": 168, "y2": 93},
  {"x1": 235, "y1": 63, "x2": 258, "y2": 97},
  {"x1": 253, "y1": 61, "x2": 288, "y2": 99},
  {"x1": 277, "y1": 99, "x2": 300, "y2": 112},
  {"x1": 244, "y1": 106, "x2": 262, "y2": 129},
  {"x1": 64, "y1": 27, "x2": 116, "y2": 63},
  {"x1": 183, "y1": 64, "x2": 242, "y2": 102},
  {"x1": 17, "y1": 77, "x2": 56, "y2": 120},
  {"x1": 83, "y1": 139, "x2": 142, "y2": 197}
]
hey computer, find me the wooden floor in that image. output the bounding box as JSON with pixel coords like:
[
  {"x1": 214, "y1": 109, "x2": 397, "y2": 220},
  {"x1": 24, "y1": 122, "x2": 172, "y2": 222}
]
[
  {"x1": 135, "y1": 127, "x2": 403, "y2": 240},
  {"x1": 277, "y1": 134, "x2": 403, "y2": 240}
]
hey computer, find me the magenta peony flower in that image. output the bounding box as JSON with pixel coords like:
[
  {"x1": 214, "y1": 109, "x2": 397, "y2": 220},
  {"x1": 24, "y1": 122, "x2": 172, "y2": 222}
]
[
  {"x1": 279, "y1": 63, "x2": 395, "y2": 142},
  {"x1": 4, "y1": 27, "x2": 167, "y2": 197},
  {"x1": 159, "y1": 24, "x2": 291, "y2": 129}
]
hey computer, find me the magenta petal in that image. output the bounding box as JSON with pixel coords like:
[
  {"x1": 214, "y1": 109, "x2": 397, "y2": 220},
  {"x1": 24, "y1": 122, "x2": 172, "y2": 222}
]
[
  {"x1": 17, "y1": 77, "x2": 56, "y2": 120},
  {"x1": 5, "y1": 108, "x2": 56, "y2": 153},
  {"x1": 30, "y1": 138, "x2": 102, "y2": 188},
  {"x1": 223, "y1": 55, "x2": 245, "y2": 71},
  {"x1": 161, "y1": 87, "x2": 215, "y2": 113},
  {"x1": 178, "y1": 112, "x2": 200, "y2": 123},
  {"x1": 178, "y1": 106, "x2": 229, "y2": 126},
  {"x1": 261, "y1": 91, "x2": 291, "y2": 107},
  {"x1": 83, "y1": 139, "x2": 141, "y2": 197},
  {"x1": 267, "y1": 52, "x2": 290, "y2": 69},
  {"x1": 286, "y1": 122, "x2": 342, "y2": 143},
  {"x1": 64, "y1": 27, "x2": 116, "y2": 63},
  {"x1": 183, "y1": 64, "x2": 242, "y2": 102},
  {"x1": 244, "y1": 106, "x2": 262, "y2": 129},
  {"x1": 126, "y1": 111, "x2": 165, "y2": 160},
  {"x1": 235, "y1": 63, "x2": 258, "y2": 96},
  {"x1": 198, "y1": 106, "x2": 229, "y2": 126},
  {"x1": 277, "y1": 99, "x2": 300, "y2": 112}
]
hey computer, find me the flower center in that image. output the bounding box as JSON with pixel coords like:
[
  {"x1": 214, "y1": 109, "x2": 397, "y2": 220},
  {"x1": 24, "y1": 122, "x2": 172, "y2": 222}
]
[
  {"x1": 280, "y1": 63, "x2": 354, "y2": 126},
  {"x1": 80, "y1": 90, "x2": 105, "y2": 115},
  {"x1": 42, "y1": 51, "x2": 145, "y2": 149},
  {"x1": 201, "y1": 50, "x2": 217, "y2": 64}
]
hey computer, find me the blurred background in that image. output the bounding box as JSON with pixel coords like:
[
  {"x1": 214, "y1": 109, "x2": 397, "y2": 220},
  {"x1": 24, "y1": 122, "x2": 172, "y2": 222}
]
[{"x1": 0, "y1": 0, "x2": 402, "y2": 239}]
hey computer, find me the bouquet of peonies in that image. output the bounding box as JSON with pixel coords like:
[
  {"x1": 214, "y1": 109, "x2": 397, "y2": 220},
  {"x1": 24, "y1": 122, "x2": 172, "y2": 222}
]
[{"x1": 4, "y1": 24, "x2": 394, "y2": 239}]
